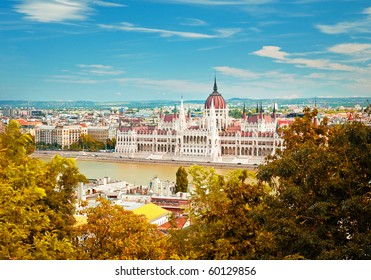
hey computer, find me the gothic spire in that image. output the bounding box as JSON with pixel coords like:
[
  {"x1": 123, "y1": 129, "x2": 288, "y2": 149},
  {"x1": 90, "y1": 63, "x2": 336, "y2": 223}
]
[
  {"x1": 242, "y1": 103, "x2": 247, "y2": 120},
  {"x1": 213, "y1": 76, "x2": 218, "y2": 92}
]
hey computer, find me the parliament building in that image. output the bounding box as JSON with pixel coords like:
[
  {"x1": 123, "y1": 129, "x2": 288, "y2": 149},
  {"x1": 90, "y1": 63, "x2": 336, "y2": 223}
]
[{"x1": 115, "y1": 79, "x2": 284, "y2": 164}]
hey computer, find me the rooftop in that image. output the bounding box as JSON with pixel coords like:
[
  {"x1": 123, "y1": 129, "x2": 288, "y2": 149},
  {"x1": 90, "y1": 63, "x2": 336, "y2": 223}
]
[{"x1": 132, "y1": 203, "x2": 170, "y2": 222}]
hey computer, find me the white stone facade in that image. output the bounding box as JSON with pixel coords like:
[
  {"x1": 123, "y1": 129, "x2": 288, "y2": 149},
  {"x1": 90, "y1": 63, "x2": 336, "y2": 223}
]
[{"x1": 115, "y1": 81, "x2": 284, "y2": 164}]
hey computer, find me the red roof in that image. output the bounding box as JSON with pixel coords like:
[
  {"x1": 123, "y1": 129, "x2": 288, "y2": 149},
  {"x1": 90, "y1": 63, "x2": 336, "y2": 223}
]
[
  {"x1": 225, "y1": 126, "x2": 241, "y2": 132},
  {"x1": 277, "y1": 119, "x2": 294, "y2": 126},
  {"x1": 158, "y1": 216, "x2": 189, "y2": 231},
  {"x1": 246, "y1": 114, "x2": 274, "y2": 123},
  {"x1": 16, "y1": 119, "x2": 42, "y2": 127},
  {"x1": 204, "y1": 92, "x2": 227, "y2": 109},
  {"x1": 163, "y1": 114, "x2": 178, "y2": 122}
]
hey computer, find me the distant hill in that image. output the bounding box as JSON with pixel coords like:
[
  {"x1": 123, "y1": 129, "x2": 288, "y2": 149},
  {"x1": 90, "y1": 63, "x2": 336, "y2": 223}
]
[{"x1": 0, "y1": 97, "x2": 368, "y2": 110}]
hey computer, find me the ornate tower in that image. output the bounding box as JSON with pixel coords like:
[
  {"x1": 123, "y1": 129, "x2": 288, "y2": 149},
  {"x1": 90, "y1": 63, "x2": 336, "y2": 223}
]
[{"x1": 204, "y1": 77, "x2": 229, "y2": 130}]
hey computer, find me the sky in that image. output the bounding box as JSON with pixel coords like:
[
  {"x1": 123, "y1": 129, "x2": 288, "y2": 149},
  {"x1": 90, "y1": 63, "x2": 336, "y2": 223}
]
[{"x1": 0, "y1": 0, "x2": 371, "y2": 101}]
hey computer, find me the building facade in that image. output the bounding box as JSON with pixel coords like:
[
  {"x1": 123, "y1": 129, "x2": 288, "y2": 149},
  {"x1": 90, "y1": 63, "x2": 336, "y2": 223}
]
[
  {"x1": 87, "y1": 126, "x2": 109, "y2": 144},
  {"x1": 35, "y1": 124, "x2": 87, "y2": 149},
  {"x1": 115, "y1": 80, "x2": 284, "y2": 164}
]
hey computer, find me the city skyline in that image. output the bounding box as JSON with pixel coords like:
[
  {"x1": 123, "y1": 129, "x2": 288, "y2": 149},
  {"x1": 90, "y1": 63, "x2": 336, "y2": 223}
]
[{"x1": 1, "y1": 0, "x2": 371, "y2": 101}]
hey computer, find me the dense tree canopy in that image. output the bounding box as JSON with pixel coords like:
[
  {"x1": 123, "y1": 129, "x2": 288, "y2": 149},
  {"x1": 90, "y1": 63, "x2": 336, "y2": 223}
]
[
  {"x1": 0, "y1": 120, "x2": 86, "y2": 259},
  {"x1": 257, "y1": 109, "x2": 371, "y2": 259},
  {"x1": 74, "y1": 198, "x2": 168, "y2": 260},
  {"x1": 175, "y1": 166, "x2": 188, "y2": 193},
  {"x1": 169, "y1": 166, "x2": 273, "y2": 260},
  {"x1": 1, "y1": 121, "x2": 168, "y2": 260}
]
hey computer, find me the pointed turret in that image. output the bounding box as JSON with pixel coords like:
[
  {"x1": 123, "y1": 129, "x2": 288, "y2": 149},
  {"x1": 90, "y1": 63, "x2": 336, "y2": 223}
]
[
  {"x1": 209, "y1": 98, "x2": 217, "y2": 134},
  {"x1": 173, "y1": 104, "x2": 177, "y2": 119},
  {"x1": 259, "y1": 102, "x2": 263, "y2": 119},
  {"x1": 179, "y1": 96, "x2": 186, "y2": 131},
  {"x1": 272, "y1": 102, "x2": 277, "y2": 119},
  {"x1": 242, "y1": 103, "x2": 247, "y2": 120},
  {"x1": 213, "y1": 76, "x2": 218, "y2": 92}
]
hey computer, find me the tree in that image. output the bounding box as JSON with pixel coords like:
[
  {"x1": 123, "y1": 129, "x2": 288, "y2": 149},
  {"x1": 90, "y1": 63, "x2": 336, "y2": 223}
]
[
  {"x1": 257, "y1": 108, "x2": 371, "y2": 259},
  {"x1": 175, "y1": 166, "x2": 188, "y2": 193},
  {"x1": 74, "y1": 198, "x2": 168, "y2": 260},
  {"x1": 0, "y1": 120, "x2": 86, "y2": 259},
  {"x1": 69, "y1": 134, "x2": 104, "y2": 152},
  {"x1": 169, "y1": 166, "x2": 273, "y2": 260},
  {"x1": 106, "y1": 137, "x2": 116, "y2": 150},
  {"x1": 229, "y1": 108, "x2": 242, "y2": 119},
  {"x1": 38, "y1": 155, "x2": 87, "y2": 239}
]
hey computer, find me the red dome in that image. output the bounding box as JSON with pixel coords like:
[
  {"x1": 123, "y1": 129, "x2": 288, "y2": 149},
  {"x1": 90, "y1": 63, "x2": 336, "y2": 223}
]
[
  {"x1": 204, "y1": 92, "x2": 227, "y2": 109},
  {"x1": 204, "y1": 78, "x2": 227, "y2": 109}
]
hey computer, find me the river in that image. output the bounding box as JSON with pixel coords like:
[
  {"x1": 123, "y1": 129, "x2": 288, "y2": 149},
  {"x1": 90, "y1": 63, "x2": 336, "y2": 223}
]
[
  {"x1": 35, "y1": 151, "x2": 254, "y2": 186},
  {"x1": 73, "y1": 160, "x2": 241, "y2": 186}
]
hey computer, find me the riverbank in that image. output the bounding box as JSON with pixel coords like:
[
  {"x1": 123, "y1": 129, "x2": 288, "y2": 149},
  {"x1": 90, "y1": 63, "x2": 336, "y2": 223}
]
[{"x1": 32, "y1": 150, "x2": 259, "y2": 171}]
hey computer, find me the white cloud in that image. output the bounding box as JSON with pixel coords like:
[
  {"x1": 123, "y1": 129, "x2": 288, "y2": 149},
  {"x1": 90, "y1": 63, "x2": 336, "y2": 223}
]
[
  {"x1": 47, "y1": 75, "x2": 99, "y2": 84},
  {"x1": 93, "y1": 1, "x2": 127, "y2": 7},
  {"x1": 214, "y1": 66, "x2": 260, "y2": 79},
  {"x1": 180, "y1": 18, "x2": 208, "y2": 26},
  {"x1": 215, "y1": 28, "x2": 242, "y2": 38},
  {"x1": 14, "y1": 0, "x2": 92, "y2": 23},
  {"x1": 362, "y1": 7, "x2": 371, "y2": 15},
  {"x1": 98, "y1": 23, "x2": 241, "y2": 39},
  {"x1": 116, "y1": 77, "x2": 213, "y2": 97},
  {"x1": 316, "y1": 21, "x2": 370, "y2": 35},
  {"x1": 48, "y1": 64, "x2": 124, "y2": 84},
  {"x1": 252, "y1": 46, "x2": 357, "y2": 71},
  {"x1": 158, "y1": 0, "x2": 273, "y2": 5},
  {"x1": 214, "y1": 66, "x2": 301, "y2": 89},
  {"x1": 316, "y1": 7, "x2": 371, "y2": 34},
  {"x1": 77, "y1": 64, "x2": 124, "y2": 75},
  {"x1": 77, "y1": 64, "x2": 113, "y2": 69},
  {"x1": 252, "y1": 46, "x2": 288, "y2": 60},
  {"x1": 14, "y1": 0, "x2": 125, "y2": 23},
  {"x1": 328, "y1": 43, "x2": 371, "y2": 54},
  {"x1": 284, "y1": 58, "x2": 355, "y2": 71}
]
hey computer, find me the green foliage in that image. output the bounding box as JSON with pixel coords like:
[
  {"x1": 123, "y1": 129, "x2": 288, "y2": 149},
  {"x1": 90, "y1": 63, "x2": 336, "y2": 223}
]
[
  {"x1": 257, "y1": 109, "x2": 371, "y2": 259},
  {"x1": 228, "y1": 108, "x2": 243, "y2": 119},
  {"x1": 39, "y1": 155, "x2": 88, "y2": 239},
  {"x1": 69, "y1": 134, "x2": 105, "y2": 152},
  {"x1": 0, "y1": 120, "x2": 86, "y2": 259},
  {"x1": 35, "y1": 141, "x2": 62, "y2": 150},
  {"x1": 1, "y1": 120, "x2": 35, "y2": 164},
  {"x1": 106, "y1": 137, "x2": 116, "y2": 150},
  {"x1": 175, "y1": 166, "x2": 188, "y2": 193},
  {"x1": 169, "y1": 166, "x2": 273, "y2": 260},
  {"x1": 74, "y1": 198, "x2": 168, "y2": 260}
]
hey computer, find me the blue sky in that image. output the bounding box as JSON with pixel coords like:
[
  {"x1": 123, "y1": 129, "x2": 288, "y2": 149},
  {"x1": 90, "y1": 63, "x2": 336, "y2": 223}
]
[{"x1": 1, "y1": 0, "x2": 370, "y2": 101}]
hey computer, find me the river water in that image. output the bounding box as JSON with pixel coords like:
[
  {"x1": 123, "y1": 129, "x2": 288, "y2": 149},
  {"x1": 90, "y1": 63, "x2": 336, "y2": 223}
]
[{"x1": 74, "y1": 160, "x2": 239, "y2": 186}]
